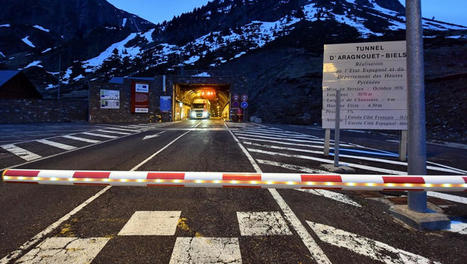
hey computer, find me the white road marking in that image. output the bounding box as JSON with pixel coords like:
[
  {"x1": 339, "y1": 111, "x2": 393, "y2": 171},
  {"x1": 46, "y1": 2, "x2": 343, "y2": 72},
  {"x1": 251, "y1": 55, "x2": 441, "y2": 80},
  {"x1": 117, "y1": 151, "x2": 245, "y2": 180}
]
[
  {"x1": 248, "y1": 148, "x2": 406, "y2": 175},
  {"x1": 225, "y1": 123, "x2": 332, "y2": 264},
  {"x1": 61, "y1": 135, "x2": 101, "y2": 144},
  {"x1": 307, "y1": 221, "x2": 440, "y2": 264},
  {"x1": 143, "y1": 131, "x2": 166, "y2": 140},
  {"x1": 296, "y1": 189, "x2": 362, "y2": 207},
  {"x1": 239, "y1": 129, "x2": 318, "y2": 139},
  {"x1": 256, "y1": 159, "x2": 329, "y2": 174},
  {"x1": 237, "y1": 211, "x2": 292, "y2": 236},
  {"x1": 118, "y1": 211, "x2": 181, "y2": 236},
  {"x1": 1, "y1": 144, "x2": 42, "y2": 161},
  {"x1": 448, "y1": 220, "x2": 467, "y2": 235},
  {"x1": 36, "y1": 139, "x2": 77, "y2": 150},
  {"x1": 244, "y1": 141, "x2": 460, "y2": 174},
  {"x1": 0, "y1": 186, "x2": 111, "y2": 264},
  {"x1": 427, "y1": 161, "x2": 467, "y2": 174},
  {"x1": 81, "y1": 132, "x2": 118, "y2": 139},
  {"x1": 169, "y1": 237, "x2": 242, "y2": 264},
  {"x1": 1, "y1": 123, "x2": 195, "y2": 263},
  {"x1": 235, "y1": 132, "x2": 325, "y2": 144},
  {"x1": 427, "y1": 191, "x2": 467, "y2": 205},
  {"x1": 97, "y1": 129, "x2": 131, "y2": 135},
  {"x1": 16, "y1": 237, "x2": 110, "y2": 264},
  {"x1": 101, "y1": 127, "x2": 141, "y2": 132}
]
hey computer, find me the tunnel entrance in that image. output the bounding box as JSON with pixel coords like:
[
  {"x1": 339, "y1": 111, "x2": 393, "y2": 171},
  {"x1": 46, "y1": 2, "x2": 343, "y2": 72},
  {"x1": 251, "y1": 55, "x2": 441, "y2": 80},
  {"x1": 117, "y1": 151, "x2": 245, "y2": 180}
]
[{"x1": 172, "y1": 83, "x2": 231, "y2": 121}]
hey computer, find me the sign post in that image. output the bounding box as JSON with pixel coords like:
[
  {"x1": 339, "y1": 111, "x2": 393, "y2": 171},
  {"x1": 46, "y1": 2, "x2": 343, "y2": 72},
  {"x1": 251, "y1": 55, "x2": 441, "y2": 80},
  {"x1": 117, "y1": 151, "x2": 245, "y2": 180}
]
[
  {"x1": 333, "y1": 90, "x2": 341, "y2": 167},
  {"x1": 406, "y1": 0, "x2": 428, "y2": 212}
]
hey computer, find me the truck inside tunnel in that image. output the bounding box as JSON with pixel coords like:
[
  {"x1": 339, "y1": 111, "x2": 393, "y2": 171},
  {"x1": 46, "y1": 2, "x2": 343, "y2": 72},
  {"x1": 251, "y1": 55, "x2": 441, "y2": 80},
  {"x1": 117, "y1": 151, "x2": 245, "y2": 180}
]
[{"x1": 172, "y1": 83, "x2": 231, "y2": 121}]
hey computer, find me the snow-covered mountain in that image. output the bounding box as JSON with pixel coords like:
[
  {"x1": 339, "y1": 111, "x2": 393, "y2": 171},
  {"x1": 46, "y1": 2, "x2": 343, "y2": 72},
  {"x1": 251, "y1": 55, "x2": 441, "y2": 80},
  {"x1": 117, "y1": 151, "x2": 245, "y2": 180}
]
[{"x1": 58, "y1": 0, "x2": 466, "y2": 87}]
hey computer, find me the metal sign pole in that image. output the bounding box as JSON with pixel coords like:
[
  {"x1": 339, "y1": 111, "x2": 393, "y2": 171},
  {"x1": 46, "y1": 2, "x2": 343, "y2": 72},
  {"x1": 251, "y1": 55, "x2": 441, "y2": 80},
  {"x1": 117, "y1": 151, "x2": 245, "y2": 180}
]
[
  {"x1": 406, "y1": 0, "x2": 428, "y2": 212},
  {"x1": 334, "y1": 90, "x2": 341, "y2": 167}
]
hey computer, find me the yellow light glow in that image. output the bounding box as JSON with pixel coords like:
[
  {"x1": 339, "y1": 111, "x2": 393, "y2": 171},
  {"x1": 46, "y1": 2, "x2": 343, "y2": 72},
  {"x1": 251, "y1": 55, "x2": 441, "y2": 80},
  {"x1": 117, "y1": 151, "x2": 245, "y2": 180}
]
[
  {"x1": 213, "y1": 180, "x2": 221, "y2": 184},
  {"x1": 425, "y1": 184, "x2": 433, "y2": 187},
  {"x1": 346, "y1": 183, "x2": 357, "y2": 186},
  {"x1": 194, "y1": 180, "x2": 204, "y2": 184},
  {"x1": 231, "y1": 180, "x2": 239, "y2": 184},
  {"x1": 18, "y1": 177, "x2": 25, "y2": 180},
  {"x1": 68, "y1": 178, "x2": 76, "y2": 181},
  {"x1": 404, "y1": 184, "x2": 413, "y2": 187},
  {"x1": 325, "y1": 182, "x2": 334, "y2": 186},
  {"x1": 266, "y1": 181, "x2": 274, "y2": 185},
  {"x1": 366, "y1": 183, "x2": 376, "y2": 186},
  {"x1": 306, "y1": 182, "x2": 315, "y2": 185},
  {"x1": 137, "y1": 179, "x2": 145, "y2": 183},
  {"x1": 286, "y1": 181, "x2": 295, "y2": 185},
  {"x1": 3, "y1": 176, "x2": 11, "y2": 180},
  {"x1": 155, "y1": 179, "x2": 164, "y2": 183},
  {"x1": 442, "y1": 184, "x2": 452, "y2": 188},
  {"x1": 51, "y1": 177, "x2": 58, "y2": 181},
  {"x1": 386, "y1": 183, "x2": 395, "y2": 187},
  {"x1": 84, "y1": 178, "x2": 92, "y2": 182},
  {"x1": 120, "y1": 179, "x2": 128, "y2": 182},
  {"x1": 103, "y1": 179, "x2": 110, "y2": 182},
  {"x1": 250, "y1": 181, "x2": 258, "y2": 184}
]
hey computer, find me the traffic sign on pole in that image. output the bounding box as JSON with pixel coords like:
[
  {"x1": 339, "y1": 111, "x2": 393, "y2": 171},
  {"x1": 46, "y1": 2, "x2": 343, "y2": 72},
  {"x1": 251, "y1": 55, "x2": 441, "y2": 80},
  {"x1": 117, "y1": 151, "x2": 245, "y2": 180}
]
[
  {"x1": 241, "y1": 95, "x2": 248, "y2": 102},
  {"x1": 241, "y1": 102, "x2": 248, "y2": 109}
]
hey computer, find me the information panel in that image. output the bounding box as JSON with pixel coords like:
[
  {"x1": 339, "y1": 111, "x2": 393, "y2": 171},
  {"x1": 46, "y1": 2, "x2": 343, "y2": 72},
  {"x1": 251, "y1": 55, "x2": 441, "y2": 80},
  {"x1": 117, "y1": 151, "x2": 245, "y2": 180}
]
[
  {"x1": 160, "y1": 96, "x2": 171, "y2": 112},
  {"x1": 100, "y1": 89, "x2": 120, "y2": 109},
  {"x1": 131, "y1": 82, "x2": 149, "y2": 113},
  {"x1": 322, "y1": 41, "x2": 408, "y2": 130}
]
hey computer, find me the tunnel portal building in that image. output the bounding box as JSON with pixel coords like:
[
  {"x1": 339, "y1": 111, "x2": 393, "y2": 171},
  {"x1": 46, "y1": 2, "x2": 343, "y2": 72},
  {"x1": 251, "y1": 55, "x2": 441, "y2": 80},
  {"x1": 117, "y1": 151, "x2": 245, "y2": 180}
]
[{"x1": 89, "y1": 73, "x2": 243, "y2": 123}]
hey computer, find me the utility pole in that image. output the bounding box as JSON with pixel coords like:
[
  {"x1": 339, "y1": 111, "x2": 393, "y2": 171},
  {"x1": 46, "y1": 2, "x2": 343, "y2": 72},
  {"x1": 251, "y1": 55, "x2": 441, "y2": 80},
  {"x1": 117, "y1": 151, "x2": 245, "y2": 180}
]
[{"x1": 406, "y1": 0, "x2": 427, "y2": 212}]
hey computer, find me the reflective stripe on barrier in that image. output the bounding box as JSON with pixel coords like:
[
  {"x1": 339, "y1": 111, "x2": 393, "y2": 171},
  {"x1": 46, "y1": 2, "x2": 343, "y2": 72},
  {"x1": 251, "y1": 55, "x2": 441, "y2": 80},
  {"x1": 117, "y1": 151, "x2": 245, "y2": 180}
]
[{"x1": 2, "y1": 169, "x2": 467, "y2": 191}]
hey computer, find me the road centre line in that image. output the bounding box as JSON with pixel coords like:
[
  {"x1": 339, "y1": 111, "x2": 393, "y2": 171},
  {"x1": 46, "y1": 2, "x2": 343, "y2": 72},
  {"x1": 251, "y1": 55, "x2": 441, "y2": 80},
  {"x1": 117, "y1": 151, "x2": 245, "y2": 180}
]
[
  {"x1": 36, "y1": 139, "x2": 76, "y2": 151},
  {"x1": 244, "y1": 141, "x2": 462, "y2": 174},
  {"x1": 225, "y1": 123, "x2": 332, "y2": 264},
  {"x1": 247, "y1": 148, "x2": 406, "y2": 175},
  {"x1": 1, "y1": 144, "x2": 42, "y2": 161},
  {"x1": 0, "y1": 124, "x2": 198, "y2": 263},
  {"x1": 61, "y1": 135, "x2": 101, "y2": 144}
]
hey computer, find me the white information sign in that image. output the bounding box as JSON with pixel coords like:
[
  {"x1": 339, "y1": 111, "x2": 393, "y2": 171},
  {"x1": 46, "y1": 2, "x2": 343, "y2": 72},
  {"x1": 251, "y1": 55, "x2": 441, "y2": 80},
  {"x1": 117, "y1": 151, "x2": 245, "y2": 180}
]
[
  {"x1": 135, "y1": 83, "x2": 149, "y2": 93},
  {"x1": 322, "y1": 41, "x2": 408, "y2": 130},
  {"x1": 100, "y1": 89, "x2": 120, "y2": 109}
]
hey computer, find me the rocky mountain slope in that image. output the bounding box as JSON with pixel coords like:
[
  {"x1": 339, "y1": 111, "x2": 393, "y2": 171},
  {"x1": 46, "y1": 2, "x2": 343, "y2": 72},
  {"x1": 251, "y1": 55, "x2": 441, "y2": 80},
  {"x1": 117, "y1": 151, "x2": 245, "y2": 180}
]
[{"x1": 0, "y1": 0, "x2": 466, "y2": 142}]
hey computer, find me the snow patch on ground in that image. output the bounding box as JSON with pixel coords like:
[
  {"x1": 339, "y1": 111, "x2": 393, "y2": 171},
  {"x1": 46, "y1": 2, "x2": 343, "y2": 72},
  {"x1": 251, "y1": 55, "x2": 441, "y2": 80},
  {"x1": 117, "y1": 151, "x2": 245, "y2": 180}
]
[
  {"x1": 0, "y1": 51, "x2": 5, "y2": 57},
  {"x1": 41, "y1": 48, "x2": 52, "y2": 54},
  {"x1": 22, "y1": 36, "x2": 36, "y2": 48},
  {"x1": 73, "y1": 74, "x2": 84, "y2": 81},
  {"x1": 33, "y1": 25, "x2": 50, "y2": 32},
  {"x1": 122, "y1": 18, "x2": 127, "y2": 27},
  {"x1": 0, "y1": 24, "x2": 10, "y2": 28},
  {"x1": 25, "y1": 60, "x2": 42, "y2": 68}
]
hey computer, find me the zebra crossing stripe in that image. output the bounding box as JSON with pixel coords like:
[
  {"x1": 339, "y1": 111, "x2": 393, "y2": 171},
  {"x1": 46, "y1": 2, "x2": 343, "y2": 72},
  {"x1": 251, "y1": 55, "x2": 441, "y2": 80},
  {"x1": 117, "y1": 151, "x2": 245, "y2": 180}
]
[
  {"x1": 1, "y1": 144, "x2": 42, "y2": 161},
  {"x1": 81, "y1": 132, "x2": 118, "y2": 139},
  {"x1": 101, "y1": 127, "x2": 140, "y2": 132},
  {"x1": 61, "y1": 135, "x2": 101, "y2": 144},
  {"x1": 97, "y1": 129, "x2": 131, "y2": 135},
  {"x1": 36, "y1": 139, "x2": 76, "y2": 150}
]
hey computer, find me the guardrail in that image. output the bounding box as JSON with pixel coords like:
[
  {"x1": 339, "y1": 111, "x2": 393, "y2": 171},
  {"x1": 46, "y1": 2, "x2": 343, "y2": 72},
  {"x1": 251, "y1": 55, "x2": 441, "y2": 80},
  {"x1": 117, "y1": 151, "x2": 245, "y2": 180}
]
[{"x1": 2, "y1": 169, "x2": 466, "y2": 191}]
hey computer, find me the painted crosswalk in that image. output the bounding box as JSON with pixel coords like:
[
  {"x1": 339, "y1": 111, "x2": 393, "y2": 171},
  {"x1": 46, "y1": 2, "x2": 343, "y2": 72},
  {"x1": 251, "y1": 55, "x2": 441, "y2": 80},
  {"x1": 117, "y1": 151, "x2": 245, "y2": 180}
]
[
  {"x1": 0, "y1": 123, "x2": 167, "y2": 166},
  {"x1": 15, "y1": 209, "x2": 442, "y2": 264}
]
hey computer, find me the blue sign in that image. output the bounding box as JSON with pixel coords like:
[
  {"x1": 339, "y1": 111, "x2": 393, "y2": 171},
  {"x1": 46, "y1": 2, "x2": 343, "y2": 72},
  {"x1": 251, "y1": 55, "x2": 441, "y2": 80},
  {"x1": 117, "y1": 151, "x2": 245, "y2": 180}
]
[
  {"x1": 160, "y1": 96, "x2": 171, "y2": 112},
  {"x1": 241, "y1": 101, "x2": 248, "y2": 109}
]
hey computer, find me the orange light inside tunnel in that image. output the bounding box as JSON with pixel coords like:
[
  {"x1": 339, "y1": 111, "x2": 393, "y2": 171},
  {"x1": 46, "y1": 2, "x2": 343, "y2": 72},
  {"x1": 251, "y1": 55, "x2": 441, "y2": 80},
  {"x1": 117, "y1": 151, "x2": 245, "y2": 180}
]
[{"x1": 200, "y1": 89, "x2": 216, "y2": 99}]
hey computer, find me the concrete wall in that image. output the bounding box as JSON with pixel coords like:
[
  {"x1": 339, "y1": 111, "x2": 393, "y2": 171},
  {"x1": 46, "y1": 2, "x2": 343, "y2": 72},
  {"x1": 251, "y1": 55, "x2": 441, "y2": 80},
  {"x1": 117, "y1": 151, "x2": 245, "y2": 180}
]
[{"x1": 0, "y1": 99, "x2": 88, "y2": 123}]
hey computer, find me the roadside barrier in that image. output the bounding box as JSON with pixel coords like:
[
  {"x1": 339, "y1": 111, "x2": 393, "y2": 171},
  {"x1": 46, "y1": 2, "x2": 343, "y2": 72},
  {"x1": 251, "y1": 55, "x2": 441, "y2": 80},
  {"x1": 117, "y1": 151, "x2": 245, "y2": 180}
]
[{"x1": 2, "y1": 169, "x2": 466, "y2": 191}]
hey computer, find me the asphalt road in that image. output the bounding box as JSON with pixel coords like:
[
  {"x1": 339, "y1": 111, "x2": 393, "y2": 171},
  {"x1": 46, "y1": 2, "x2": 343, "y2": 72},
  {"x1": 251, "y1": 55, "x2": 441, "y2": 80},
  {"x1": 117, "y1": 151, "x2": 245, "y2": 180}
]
[{"x1": 0, "y1": 120, "x2": 466, "y2": 264}]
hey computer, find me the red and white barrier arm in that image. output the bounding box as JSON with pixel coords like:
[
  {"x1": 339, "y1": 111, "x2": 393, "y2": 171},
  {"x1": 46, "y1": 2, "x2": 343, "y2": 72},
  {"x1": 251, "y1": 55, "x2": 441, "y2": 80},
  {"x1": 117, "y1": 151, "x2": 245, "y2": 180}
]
[{"x1": 2, "y1": 169, "x2": 467, "y2": 191}]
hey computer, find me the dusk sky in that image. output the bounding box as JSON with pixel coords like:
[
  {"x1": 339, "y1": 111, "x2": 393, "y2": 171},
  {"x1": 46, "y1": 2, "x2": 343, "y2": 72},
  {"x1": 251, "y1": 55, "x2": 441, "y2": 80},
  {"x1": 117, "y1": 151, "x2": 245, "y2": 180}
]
[{"x1": 107, "y1": 0, "x2": 467, "y2": 26}]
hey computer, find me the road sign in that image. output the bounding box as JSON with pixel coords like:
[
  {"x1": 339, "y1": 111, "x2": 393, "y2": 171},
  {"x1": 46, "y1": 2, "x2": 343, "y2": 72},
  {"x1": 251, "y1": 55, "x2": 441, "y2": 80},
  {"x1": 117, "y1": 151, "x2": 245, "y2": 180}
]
[
  {"x1": 233, "y1": 94, "x2": 239, "y2": 101},
  {"x1": 232, "y1": 101, "x2": 239, "y2": 108},
  {"x1": 241, "y1": 102, "x2": 248, "y2": 109},
  {"x1": 321, "y1": 41, "x2": 408, "y2": 130},
  {"x1": 160, "y1": 96, "x2": 171, "y2": 112},
  {"x1": 241, "y1": 95, "x2": 248, "y2": 102}
]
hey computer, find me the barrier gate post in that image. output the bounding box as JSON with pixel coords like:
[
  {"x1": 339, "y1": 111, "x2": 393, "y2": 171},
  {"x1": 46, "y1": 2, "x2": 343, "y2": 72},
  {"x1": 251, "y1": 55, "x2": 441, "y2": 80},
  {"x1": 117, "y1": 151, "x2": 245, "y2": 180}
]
[{"x1": 406, "y1": 0, "x2": 428, "y2": 212}]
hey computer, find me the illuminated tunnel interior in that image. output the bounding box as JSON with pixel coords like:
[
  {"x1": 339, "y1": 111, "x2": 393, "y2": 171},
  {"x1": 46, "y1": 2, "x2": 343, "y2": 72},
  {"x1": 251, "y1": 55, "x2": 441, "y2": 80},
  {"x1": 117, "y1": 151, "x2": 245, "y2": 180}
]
[{"x1": 173, "y1": 83, "x2": 231, "y2": 120}]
